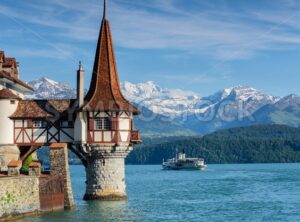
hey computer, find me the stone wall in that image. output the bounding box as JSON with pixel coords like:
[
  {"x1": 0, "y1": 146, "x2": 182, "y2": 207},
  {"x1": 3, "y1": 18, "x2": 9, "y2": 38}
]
[
  {"x1": 50, "y1": 143, "x2": 74, "y2": 208},
  {"x1": 0, "y1": 143, "x2": 75, "y2": 221},
  {"x1": 0, "y1": 176, "x2": 39, "y2": 220},
  {"x1": 85, "y1": 157, "x2": 126, "y2": 200},
  {"x1": 84, "y1": 145, "x2": 131, "y2": 201}
]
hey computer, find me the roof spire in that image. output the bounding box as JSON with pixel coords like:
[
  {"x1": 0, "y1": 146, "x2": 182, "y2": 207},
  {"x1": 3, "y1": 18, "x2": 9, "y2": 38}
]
[
  {"x1": 82, "y1": 0, "x2": 140, "y2": 114},
  {"x1": 103, "y1": 0, "x2": 107, "y2": 20}
]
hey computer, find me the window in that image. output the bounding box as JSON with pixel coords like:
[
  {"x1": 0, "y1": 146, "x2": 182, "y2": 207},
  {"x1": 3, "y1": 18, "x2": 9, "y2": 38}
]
[
  {"x1": 33, "y1": 121, "x2": 42, "y2": 128},
  {"x1": 10, "y1": 100, "x2": 15, "y2": 104},
  {"x1": 95, "y1": 118, "x2": 111, "y2": 130},
  {"x1": 33, "y1": 121, "x2": 47, "y2": 128},
  {"x1": 61, "y1": 121, "x2": 72, "y2": 127}
]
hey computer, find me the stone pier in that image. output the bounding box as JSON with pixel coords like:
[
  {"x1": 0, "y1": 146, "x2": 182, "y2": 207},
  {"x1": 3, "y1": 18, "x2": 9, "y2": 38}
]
[
  {"x1": 50, "y1": 143, "x2": 75, "y2": 208},
  {"x1": 83, "y1": 145, "x2": 132, "y2": 201}
]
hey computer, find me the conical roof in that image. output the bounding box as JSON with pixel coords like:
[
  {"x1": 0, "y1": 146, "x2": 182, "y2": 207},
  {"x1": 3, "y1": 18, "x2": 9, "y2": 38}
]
[{"x1": 83, "y1": 1, "x2": 140, "y2": 115}]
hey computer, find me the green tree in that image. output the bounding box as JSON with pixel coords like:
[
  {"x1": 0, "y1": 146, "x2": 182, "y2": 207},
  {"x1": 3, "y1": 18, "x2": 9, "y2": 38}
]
[{"x1": 21, "y1": 155, "x2": 33, "y2": 174}]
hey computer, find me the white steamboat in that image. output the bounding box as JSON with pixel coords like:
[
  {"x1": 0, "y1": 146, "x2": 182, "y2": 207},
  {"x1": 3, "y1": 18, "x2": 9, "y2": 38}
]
[{"x1": 162, "y1": 151, "x2": 207, "y2": 170}]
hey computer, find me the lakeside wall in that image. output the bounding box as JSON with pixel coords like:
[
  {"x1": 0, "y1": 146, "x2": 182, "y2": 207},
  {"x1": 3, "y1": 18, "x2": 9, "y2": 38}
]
[
  {"x1": 0, "y1": 176, "x2": 40, "y2": 220},
  {"x1": 0, "y1": 143, "x2": 74, "y2": 221}
]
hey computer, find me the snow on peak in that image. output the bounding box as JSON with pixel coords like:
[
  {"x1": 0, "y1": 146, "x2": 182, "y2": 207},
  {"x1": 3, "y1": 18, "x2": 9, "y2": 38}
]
[
  {"x1": 276, "y1": 94, "x2": 300, "y2": 107},
  {"x1": 231, "y1": 86, "x2": 273, "y2": 101},
  {"x1": 27, "y1": 77, "x2": 76, "y2": 99},
  {"x1": 122, "y1": 81, "x2": 163, "y2": 100},
  {"x1": 194, "y1": 86, "x2": 278, "y2": 118},
  {"x1": 25, "y1": 77, "x2": 286, "y2": 118},
  {"x1": 205, "y1": 86, "x2": 276, "y2": 103},
  {"x1": 42, "y1": 77, "x2": 58, "y2": 85},
  {"x1": 121, "y1": 81, "x2": 198, "y2": 101},
  {"x1": 121, "y1": 81, "x2": 200, "y2": 116}
]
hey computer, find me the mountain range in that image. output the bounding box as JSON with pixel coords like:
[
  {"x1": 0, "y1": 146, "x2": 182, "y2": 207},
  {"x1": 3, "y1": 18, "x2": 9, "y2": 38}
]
[{"x1": 26, "y1": 77, "x2": 300, "y2": 136}]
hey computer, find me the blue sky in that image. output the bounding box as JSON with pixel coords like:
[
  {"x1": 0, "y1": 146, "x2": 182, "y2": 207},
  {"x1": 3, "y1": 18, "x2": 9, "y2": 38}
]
[{"x1": 1, "y1": 0, "x2": 300, "y2": 97}]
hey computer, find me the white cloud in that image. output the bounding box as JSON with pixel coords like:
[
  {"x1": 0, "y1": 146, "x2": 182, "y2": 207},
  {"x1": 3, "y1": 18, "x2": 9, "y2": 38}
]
[{"x1": 1, "y1": 0, "x2": 300, "y2": 61}]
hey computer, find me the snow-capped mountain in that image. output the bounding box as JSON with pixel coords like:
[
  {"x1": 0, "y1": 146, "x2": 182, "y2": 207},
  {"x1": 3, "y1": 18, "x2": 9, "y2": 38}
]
[
  {"x1": 121, "y1": 81, "x2": 200, "y2": 116},
  {"x1": 122, "y1": 82, "x2": 279, "y2": 118},
  {"x1": 26, "y1": 77, "x2": 76, "y2": 99},
  {"x1": 203, "y1": 86, "x2": 277, "y2": 104},
  {"x1": 26, "y1": 77, "x2": 278, "y2": 117},
  {"x1": 26, "y1": 78, "x2": 201, "y2": 116},
  {"x1": 25, "y1": 77, "x2": 300, "y2": 135},
  {"x1": 274, "y1": 94, "x2": 300, "y2": 108},
  {"x1": 195, "y1": 86, "x2": 279, "y2": 117}
]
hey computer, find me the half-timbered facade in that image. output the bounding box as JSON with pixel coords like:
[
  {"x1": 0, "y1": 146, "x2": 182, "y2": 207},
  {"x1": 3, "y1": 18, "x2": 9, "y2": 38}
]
[
  {"x1": 0, "y1": 0, "x2": 141, "y2": 201},
  {"x1": 11, "y1": 100, "x2": 76, "y2": 146}
]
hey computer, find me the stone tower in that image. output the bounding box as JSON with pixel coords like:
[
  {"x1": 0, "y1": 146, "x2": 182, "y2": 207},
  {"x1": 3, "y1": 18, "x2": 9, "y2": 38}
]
[{"x1": 75, "y1": 0, "x2": 141, "y2": 201}]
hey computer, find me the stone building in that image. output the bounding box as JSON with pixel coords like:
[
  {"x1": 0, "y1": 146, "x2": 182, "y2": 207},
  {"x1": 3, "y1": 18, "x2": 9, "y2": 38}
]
[{"x1": 0, "y1": 0, "x2": 141, "y2": 201}]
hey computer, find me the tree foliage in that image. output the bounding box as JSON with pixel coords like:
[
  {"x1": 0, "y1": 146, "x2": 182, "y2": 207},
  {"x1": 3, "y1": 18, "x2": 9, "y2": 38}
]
[
  {"x1": 127, "y1": 125, "x2": 300, "y2": 164},
  {"x1": 21, "y1": 155, "x2": 33, "y2": 174}
]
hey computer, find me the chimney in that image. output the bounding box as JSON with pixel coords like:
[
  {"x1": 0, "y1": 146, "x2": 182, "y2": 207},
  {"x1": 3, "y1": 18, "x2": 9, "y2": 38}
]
[
  {"x1": 0, "y1": 52, "x2": 3, "y2": 71},
  {"x1": 15, "y1": 62, "x2": 20, "y2": 79},
  {"x1": 77, "y1": 61, "x2": 85, "y2": 107}
]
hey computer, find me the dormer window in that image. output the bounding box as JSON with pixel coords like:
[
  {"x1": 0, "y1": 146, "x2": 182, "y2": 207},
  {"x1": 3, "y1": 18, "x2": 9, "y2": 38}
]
[{"x1": 95, "y1": 118, "x2": 111, "y2": 130}]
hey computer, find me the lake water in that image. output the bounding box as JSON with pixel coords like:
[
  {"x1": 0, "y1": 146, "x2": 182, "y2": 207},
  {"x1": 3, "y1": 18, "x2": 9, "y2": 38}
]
[{"x1": 16, "y1": 164, "x2": 300, "y2": 222}]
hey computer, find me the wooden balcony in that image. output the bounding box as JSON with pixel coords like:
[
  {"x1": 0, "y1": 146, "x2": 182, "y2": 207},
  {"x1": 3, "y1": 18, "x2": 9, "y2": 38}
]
[{"x1": 130, "y1": 130, "x2": 141, "y2": 144}]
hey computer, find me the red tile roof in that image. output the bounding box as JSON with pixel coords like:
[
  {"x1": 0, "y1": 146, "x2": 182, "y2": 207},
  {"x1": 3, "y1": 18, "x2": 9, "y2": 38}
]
[
  {"x1": 29, "y1": 161, "x2": 41, "y2": 168},
  {"x1": 50, "y1": 143, "x2": 68, "y2": 149},
  {"x1": 10, "y1": 99, "x2": 76, "y2": 119},
  {"x1": 8, "y1": 160, "x2": 22, "y2": 167},
  {"x1": 0, "y1": 89, "x2": 21, "y2": 100},
  {"x1": 3, "y1": 58, "x2": 17, "y2": 68},
  {"x1": 0, "y1": 70, "x2": 34, "y2": 91},
  {"x1": 83, "y1": 18, "x2": 140, "y2": 115}
]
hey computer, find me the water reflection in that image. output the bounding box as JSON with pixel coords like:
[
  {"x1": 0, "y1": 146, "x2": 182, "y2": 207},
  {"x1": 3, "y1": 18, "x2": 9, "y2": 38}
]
[
  {"x1": 16, "y1": 199, "x2": 139, "y2": 222},
  {"x1": 15, "y1": 165, "x2": 140, "y2": 222},
  {"x1": 84, "y1": 201, "x2": 139, "y2": 222}
]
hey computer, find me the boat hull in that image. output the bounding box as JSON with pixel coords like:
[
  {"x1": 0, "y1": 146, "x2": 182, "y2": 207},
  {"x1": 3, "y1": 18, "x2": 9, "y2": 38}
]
[{"x1": 162, "y1": 163, "x2": 207, "y2": 171}]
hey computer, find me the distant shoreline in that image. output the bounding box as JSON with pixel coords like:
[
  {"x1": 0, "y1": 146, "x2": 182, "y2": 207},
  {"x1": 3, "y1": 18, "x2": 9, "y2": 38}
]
[{"x1": 69, "y1": 162, "x2": 300, "y2": 166}]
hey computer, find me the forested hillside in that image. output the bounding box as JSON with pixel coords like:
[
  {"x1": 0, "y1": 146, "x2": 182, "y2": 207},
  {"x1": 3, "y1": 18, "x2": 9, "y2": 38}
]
[{"x1": 127, "y1": 125, "x2": 300, "y2": 164}]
